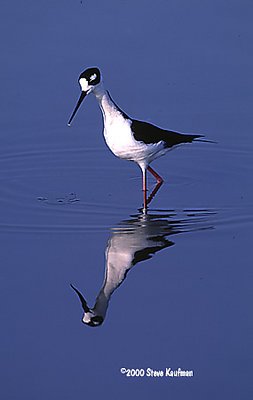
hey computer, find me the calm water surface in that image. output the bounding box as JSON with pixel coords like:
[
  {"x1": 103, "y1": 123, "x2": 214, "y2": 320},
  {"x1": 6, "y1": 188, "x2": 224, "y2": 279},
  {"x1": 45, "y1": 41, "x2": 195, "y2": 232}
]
[{"x1": 1, "y1": 1, "x2": 253, "y2": 399}]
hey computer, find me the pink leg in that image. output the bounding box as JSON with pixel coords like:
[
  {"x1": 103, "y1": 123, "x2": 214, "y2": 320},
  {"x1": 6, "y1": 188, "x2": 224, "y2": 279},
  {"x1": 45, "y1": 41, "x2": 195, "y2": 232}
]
[
  {"x1": 142, "y1": 168, "x2": 147, "y2": 211},
  {"x1": 147, "y1": 166, "x2": 164, "y2": 185},
  {"x1": 147, "y1": 166, "x2": 164, "y2": 205}
]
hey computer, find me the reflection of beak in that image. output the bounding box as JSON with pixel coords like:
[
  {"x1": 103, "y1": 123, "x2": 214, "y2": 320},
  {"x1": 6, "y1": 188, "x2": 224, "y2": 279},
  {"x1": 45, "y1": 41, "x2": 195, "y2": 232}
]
[
  {"x1": 67, "y1": 91, "x2": 87, "y2": 126},
  {"x1": 70, "y1": 283, "x2": 90, "y2": 313}
]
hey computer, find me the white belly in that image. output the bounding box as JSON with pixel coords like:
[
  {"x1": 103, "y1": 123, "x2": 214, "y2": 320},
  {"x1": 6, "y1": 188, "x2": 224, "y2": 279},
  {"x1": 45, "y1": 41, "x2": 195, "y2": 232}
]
[{"x1": 103, "y1": 117, "x2": 166, "y2": 164}]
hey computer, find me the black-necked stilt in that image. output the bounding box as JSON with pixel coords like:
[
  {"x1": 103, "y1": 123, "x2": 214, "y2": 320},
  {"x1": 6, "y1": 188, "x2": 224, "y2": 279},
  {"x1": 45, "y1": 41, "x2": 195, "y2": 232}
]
[
  {"x1": 70, "y1": 212, "x2": 174, "y2": 327},
  {"x1": 70, "y1": 209, "x2": 215, "y2": 327},
  {"x1": 68, "y1": 67, "x2": 207, "y2": 211}
]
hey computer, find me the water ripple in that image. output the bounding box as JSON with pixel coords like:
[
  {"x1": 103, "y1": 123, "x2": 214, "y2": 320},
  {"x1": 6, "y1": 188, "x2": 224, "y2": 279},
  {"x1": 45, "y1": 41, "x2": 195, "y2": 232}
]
[{"x1": 0, "y1": 137, "x2": 252, "y2": 234}]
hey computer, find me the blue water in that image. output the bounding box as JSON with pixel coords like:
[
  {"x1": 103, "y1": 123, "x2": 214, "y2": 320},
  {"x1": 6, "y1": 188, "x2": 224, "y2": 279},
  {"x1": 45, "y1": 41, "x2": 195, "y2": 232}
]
[{"x1": 1, "y1": 1, "x2": 253, "y2": 399}]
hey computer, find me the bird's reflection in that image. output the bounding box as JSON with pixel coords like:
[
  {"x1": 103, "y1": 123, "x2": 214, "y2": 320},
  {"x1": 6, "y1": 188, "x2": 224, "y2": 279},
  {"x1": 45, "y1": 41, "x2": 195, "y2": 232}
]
[{"x1": 71, "y1": 209, "x2": 215, "y2": 327}]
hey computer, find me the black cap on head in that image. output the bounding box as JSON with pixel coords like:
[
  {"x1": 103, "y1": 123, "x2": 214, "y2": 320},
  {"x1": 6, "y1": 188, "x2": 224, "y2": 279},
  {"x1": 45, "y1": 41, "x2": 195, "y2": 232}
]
[{"x1": 79, "y1": 67, "x2": 101, "y2": 86}]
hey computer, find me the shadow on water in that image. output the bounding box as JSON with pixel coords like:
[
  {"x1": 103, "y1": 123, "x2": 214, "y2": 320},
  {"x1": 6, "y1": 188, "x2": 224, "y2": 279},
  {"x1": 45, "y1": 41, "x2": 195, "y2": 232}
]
[{"x1": 71, "y1": 208, "x2": 216, "y2": 327}]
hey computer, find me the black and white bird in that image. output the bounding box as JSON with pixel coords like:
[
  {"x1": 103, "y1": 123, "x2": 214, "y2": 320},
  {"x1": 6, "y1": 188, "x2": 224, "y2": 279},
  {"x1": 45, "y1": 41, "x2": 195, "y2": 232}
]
[
  {"x1": 68, "y1": 67, "x2": 207, "y2": 211},
  {"x1": 70, "y1": 212, "x2": 175, "y2": 327},
  {"x1": 70, "y1": 209, "x2": 215, "y2": 327}
]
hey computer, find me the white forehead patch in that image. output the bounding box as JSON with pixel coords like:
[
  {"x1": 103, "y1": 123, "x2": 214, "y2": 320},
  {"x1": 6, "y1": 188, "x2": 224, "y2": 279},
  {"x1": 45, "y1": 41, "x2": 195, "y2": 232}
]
[
  {"x1": 90, "y1": 73, "x2": 97, "y2": 82},
  {"x1": 83, "y1": 312, "x2": 94, "y2": 324},
  {"x1": 79, "y1": 78, "x2": 89, "y2": 91}
]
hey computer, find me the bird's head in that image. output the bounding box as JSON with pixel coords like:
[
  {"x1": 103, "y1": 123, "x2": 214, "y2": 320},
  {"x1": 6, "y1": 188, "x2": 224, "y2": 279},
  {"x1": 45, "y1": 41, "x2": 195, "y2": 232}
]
[
  {"x1": 68, "y1": 67, "x2": 101, "y2": 126},
  {"x1": 79, "y1": 67, "x2": 101, "y2": 94},
  {"x1": 70, "y1": 284, "x2": 104, "y2": 327}
]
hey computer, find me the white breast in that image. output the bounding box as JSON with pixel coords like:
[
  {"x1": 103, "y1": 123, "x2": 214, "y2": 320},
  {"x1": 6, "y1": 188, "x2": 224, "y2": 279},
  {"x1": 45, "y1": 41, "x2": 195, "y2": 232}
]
[
  {"x1": 103, "y1": 114, "x2": 165, "y2": 164},
  {"x1": 103, "y1": 115, "x2": 140, "y2": 160}
]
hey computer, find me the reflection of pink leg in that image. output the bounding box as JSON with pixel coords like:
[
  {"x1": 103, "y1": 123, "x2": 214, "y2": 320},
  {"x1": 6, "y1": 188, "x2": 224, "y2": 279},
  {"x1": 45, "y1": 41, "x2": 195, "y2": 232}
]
[
  {"x1": 142, "y1": 168, "x2": 147, "y2": 211},
  {"x1": 147, "y1": 166, "x2": 164, "y2": 205}
]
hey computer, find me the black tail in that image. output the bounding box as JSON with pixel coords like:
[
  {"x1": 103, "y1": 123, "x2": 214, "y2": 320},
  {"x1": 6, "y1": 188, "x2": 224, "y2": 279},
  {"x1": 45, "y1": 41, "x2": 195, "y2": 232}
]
[
  {"x1": 164, "y1": 131, "x2": 216, "y2": 147},
  {"x1": 193, "y1": 136, "x2": 217, "y2": 144},
  {"x1": 184, "y1": 134, "x2": 217, "y2": 144}
]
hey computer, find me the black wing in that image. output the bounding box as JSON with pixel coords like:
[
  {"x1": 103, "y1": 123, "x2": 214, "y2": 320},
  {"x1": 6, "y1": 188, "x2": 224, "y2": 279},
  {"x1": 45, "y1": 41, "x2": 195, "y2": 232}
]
[{"x1": 131, "y1": 119, "x2": 203, "y2": 148}]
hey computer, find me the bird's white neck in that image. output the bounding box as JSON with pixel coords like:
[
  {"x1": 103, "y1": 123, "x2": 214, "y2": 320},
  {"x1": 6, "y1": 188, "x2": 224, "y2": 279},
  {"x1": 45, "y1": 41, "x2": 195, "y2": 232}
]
[
  {"x1": 93, "y1": 83, "x2": 124, "y2": 122},
  {"x1": 92, "y1": 290, "x2": 109, "y2": 319},
  {"x1": 89, "y1": 233, "x2": 134, "y2": 320}
]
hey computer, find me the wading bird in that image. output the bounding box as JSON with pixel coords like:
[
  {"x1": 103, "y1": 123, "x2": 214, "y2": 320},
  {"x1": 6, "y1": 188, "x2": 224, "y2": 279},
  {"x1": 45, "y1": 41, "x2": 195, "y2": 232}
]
[{"x1": 68, "y1": 67, "x2": 208, "y2": 211}]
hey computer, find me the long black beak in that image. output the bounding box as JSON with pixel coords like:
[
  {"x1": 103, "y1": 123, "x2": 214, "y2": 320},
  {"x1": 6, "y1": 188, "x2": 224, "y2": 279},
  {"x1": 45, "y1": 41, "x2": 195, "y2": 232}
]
[
  {"x1": 67, "y1": 91, "x2": 87, "y2": 126},
  {"x1": 70, "y1": 284, "x2": 90, "y2": 313}
]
